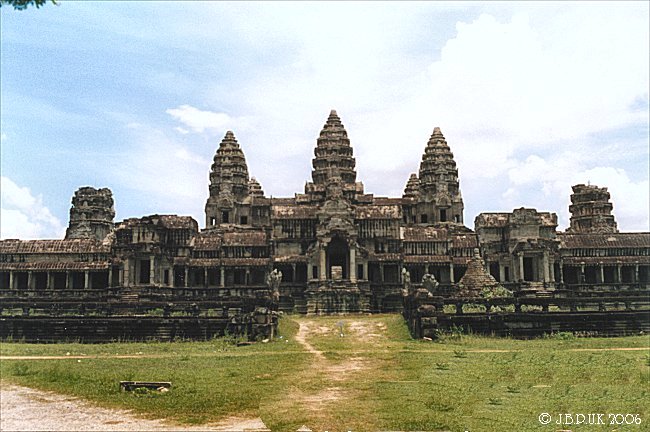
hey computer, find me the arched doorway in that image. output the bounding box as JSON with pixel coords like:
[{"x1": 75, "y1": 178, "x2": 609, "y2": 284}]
[{"x1": 327, "y1": 237, "x2": 349, "y2": 279}]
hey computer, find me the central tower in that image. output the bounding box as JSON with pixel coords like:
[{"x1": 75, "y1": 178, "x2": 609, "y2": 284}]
[
  {"x1": 304, "y1": 110, "x2": 364, "y2": 203},
  {"x1": 402, "y1": 127, "x2": 464, "y2": 225}
]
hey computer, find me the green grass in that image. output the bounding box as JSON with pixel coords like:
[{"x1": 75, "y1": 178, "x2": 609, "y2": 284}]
[{"x1": 1, "y1": 314, "x2": 649, "y2": 431}]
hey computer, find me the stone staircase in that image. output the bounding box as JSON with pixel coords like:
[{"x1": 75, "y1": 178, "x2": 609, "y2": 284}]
[{"x1": 119, "y1": 289, "x2": 140, "y2": 304}]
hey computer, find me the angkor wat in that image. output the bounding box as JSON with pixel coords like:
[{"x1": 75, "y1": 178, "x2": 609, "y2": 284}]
[{"x1": 1, "y1": 111, "x2": 648, "y2": 340}]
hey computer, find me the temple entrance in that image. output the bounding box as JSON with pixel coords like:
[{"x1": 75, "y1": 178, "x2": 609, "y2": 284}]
[
  {"x1": 523, "y1": 257, "x2": 535, "y2": 281},
  {"x1": 327, "y1": 237, "x2": 349, "y2": 279}
]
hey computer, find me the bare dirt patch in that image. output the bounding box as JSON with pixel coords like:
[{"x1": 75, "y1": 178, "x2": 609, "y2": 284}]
[
  {"x1": 0, "y1": 383, "x2": 267, "y2": 432},
  {"x1": 291, "y1": 319, "x2": 386, "y2": 412}
]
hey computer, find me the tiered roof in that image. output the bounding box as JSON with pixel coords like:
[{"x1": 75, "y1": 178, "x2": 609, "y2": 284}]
[
  {"x1": 567, "y1": 184, "x2": 618, "y2": 233},
  {"x1": 403, "y1": 173, "x2": 420, "y2": 200},
  {"x1": 208, "y1": 131, "x2": 250, "y2": 200},
  {"x1": 418, "y1": 127, "x2": 460, "y2": 196},
  {"x1": 457, "y1": 248, "x2": 500, "y2": 297},
  {"x1": 310, "y1": 110, "x2": 357, "y2": 186}
]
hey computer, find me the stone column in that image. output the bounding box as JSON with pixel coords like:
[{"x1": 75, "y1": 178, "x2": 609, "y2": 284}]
[
  {"x1": 9, "y1": 271, "x2": 14, "y2": 290},
  {"x1": 27, "y1": 271, "x2": 33, "y2": 290},
  {"x1": 84, "y1": 271, "x2": 90, "y2": 289},
  {"x1": 184, "y1": 267, "x2": 189, "y2": 287},
  {"x1": 123, "y1": 260, "x2": 130, "y2": 287},
  {"x1": 363, "y1": 262, "x2": 368, "y2": 280},
  {"x1": 450, "y1": 263, "x2": 455, "y2": 283},
  {"x1": 549, "y1": 259, "x2": 555, "y2": 283},
  {"x1": 634, "y1": 265, "x2": 639, "y2": 283},
  {"x1": 220, "y1": 267, "x2": 225, "y2": 287},
  {"x1": 380, "y1": 264, "x2": 385, "y2": 282},
  {"x1": 542, "y1": 252, "x2": 550, "y2": 283},
  {"x1": 617, "y1": 265, "x2": 622, "y2": 284},
  {"x1": 118, "y1": 268, "x2": 124, "y2": 287},
  {"x1": 580, "y1": 264, "x2": 585, "y2": 284},
  {"x1": 150, "y1": 256, "x2": 155, "y2": 285},
  {"x1": 598, "y1": 263, "x2": 604, "y2": 284},
  {"x1": 245, "y1": 269, "x2": 250, "y2": 285},
  {"x1": 65, "y1": 271, "x2": 71, "y2": 290},
  {"x1": 108, "y1": 268, "x2": 113, "y2": 287},
  {"x1": 350, "y1": 246, "x2": 356, "y2": 282},
  {"x1": 559, "y1": 259, "x2": 565, "y2": 283},
  {"x1": 425, "y1": 264, "x2": 430, "y2": 275},
  {"x1": 319, "y1": 247, "x2": 326, "y2": 280},
  {"x1": 499, "y1": 264, "x2": 505, "y2": 283},
  {"x1": 47, "y1": 272, "x2": 53, "y2": 290},
  {"x1": 518, "y1": 254, "x2": 524, "y2": 281}
]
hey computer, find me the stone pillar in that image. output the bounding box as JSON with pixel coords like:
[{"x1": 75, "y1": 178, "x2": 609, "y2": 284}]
[
  {"x1": 150, "y1": 256, "x2": 155, "y2": 285},
  {"x1": 542, "y1": 252, "x2": 550, "y2": 283},
  {"x1": 118, "y1": 268, "x2": 124, "y2": 287},
  {"x1": 319, "y1": 247, "x2": 326, "y2": 280},
  {"x1": 350, "y1": 246, "x2": 356, "y2": 282},
  {"x1": 65, "y1": 271, "x2": 71, "y2": 290},
  {"x1": 599, "y1": 263, "x2": 604, "y2": 284},
  {"x1": 580, "y1": 264, "x2": 585, "y2": 284},
  {"x1": 499, "y1": 264, "x2": 505, "y2": 283},
  {"x1": 450, "y1": 263, "x2": 455, "y2": 283},
  {"x1": 220, "y1": 267, "x2": 225, "y2": 287},
  {"x1": 9, "y1": 271, "x2": 14, "y2": 290},
  {"x1": 184, "y1": 267, "x2": 189, "y2": 287},
  {"x1": 108, "y1": 268, "x2": 113, "y2": 287},
  {"x1": 84, "y1": 271, "x2": 90, "y2": 289},
  {"x1": 202, "y1": 268, "x2": 208, "y2": 287},
  {"x1": 123, "y1": 260, "x2": 130, "y2": 287},
  {"x1": 518, "y1": 254, "x2": 524, "y2": 281},
  {"x1": 380, "y1": 264, "x2": 385, "y2": 282},
  {"x1": 46, "y1": 272, "x2": 52, "y2": 290},
  {"x1": 27, "y1": 271, "x2": 33, "y2": 290},
  {"x1": 425, "y1": 264, "x2": 430, "y2": 275},
  {"x1": 617, "y1": 265, "x2": 622, "y2": 284},
  {"x1": 549, "y1": 259, "x2": 555, "y2": 283},
  {"x1": 559, "y1": 259, "x2": 565, "y2": 283},
  {"x1": 245, "y1": 269, "x2": 250, "y2": 285},
  {"x1": 634, "y1": 265, "x2": 639, "y2": 283},
  {"x1": 363, "y1": 262, "x2": 368, "y2": 280}
]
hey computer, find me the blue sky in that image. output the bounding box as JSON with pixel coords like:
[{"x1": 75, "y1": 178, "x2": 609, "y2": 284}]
[{"x1": 1, "y1": 1, "x2": 648, "y2": 239}]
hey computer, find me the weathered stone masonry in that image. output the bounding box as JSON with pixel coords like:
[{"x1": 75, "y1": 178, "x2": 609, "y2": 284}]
[{"x1": 0, "y1": 111, "x2": 648, "y2": 319}]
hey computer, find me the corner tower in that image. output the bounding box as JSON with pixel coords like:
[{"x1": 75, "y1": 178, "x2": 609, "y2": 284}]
[
  {"x1": 415, "y1": 127, "x2": 464, "y2": 224},
  {"x1": 205, "y1": 131, "x2": 250, "y2": 227},
  {"x1": 65, "y1": 187, "x2": 115, "y2": 240},
  {"x1": 567, "y1": 184, "x2": 618, "y2": 233},
  {"x1": 304, "y1": 110, "x2": 364, "y2": 202}
]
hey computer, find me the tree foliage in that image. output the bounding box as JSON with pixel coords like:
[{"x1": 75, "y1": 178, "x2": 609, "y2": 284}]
[{"x1": 0, "y1": 0, "x2": 57, "y2": 10}]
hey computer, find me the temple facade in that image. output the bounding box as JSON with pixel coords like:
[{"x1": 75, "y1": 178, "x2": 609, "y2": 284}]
[{"x1": 1, "y1": 111, "x2": 648, "y2": 314}]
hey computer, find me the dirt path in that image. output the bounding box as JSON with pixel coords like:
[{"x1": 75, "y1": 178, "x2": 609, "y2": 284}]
[
  {"x1": 288, "y1": 319, "x2": 382, "y2": 415},
  {"x1": 0, "y1": 383, "x2": 269, "y2": 432}
]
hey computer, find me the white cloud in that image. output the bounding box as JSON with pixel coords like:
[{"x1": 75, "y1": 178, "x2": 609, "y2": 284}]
[
  {"x1": 571, "y1": 167, "x2": 649, "y2": 232},
  {"x1": 166, "y1": 105, "x2": 241, "y2": 133},
  {"x1": 112, "y1": 123, "x2": 211, "y2": 224},
  {"x1": 160, "y1": 4, "x2": 648, "y2": 232},
  {"x1": 426, "y1": 8, "x2": 648, "y2": 175},
  {"x1": 0, "y1": 177, "x2": 66, "y2": 239},
  {"x1": 502, "y1": 155, "x2": 649, "y2": 231}
]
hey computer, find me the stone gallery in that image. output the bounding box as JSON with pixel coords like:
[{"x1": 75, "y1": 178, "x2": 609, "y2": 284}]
[{"x1": 1, "y1": 110, "x2": 648, "y2": 331}]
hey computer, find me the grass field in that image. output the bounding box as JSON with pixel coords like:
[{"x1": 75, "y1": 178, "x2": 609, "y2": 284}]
[{"x1": 1, "y1": 314, "x2": 649, "y2": 431}]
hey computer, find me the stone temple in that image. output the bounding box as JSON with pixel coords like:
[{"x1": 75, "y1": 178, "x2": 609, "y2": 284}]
[{"x1": 1, "y1": 110, "x2": 648, "y2": 315}]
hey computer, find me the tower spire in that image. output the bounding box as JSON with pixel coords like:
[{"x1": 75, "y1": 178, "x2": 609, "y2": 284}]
[
  {"x1": 205, "y1": 131, "x2": 251, "y2": 227},
  {"x1": 305, "y1": 110, "x2": 363, "y2": 202},
  {"x1": 416, "y1": 127, "x2": 464, "y2": 224}
]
